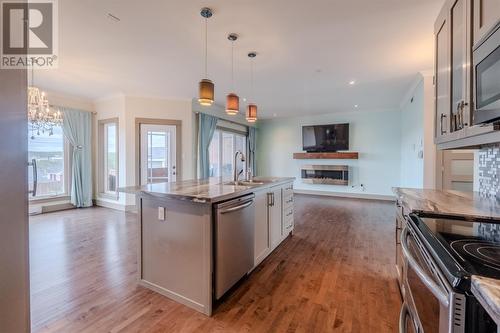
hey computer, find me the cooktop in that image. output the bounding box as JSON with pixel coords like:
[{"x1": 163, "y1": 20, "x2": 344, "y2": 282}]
[{"x1": 410, "y1": 215, "x2": 500, "y2": 289}]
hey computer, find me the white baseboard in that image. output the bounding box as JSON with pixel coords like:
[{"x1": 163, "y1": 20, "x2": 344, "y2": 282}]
[
  {"x1": 29, "y1": 201, "x2": 75, "y2": 215},
  {"x1": 94, "y1": 199, "x2": 137, "y2": 212},
  {"x1": 293, "y1": 189, "x2": 396, "y2": 201}
]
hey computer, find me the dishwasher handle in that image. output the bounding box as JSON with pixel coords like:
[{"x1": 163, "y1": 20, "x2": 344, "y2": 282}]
[{"x1": 219, "y1": 199, "x2": 253, "y2": 214}]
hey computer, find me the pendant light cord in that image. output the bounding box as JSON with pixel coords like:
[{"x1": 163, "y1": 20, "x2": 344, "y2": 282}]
[
  {"x1": 231, "y1": 40, "x2": 234, "y2": 91},
  {"x1": 204, "y1": 18, "x2": 208, "y2": 78},
  {"x1": 250, "y1": 57, "x2": 254, "y2": 100}
]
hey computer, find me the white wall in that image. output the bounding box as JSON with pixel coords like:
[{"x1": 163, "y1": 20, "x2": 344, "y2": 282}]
[
  {"x1": 399, "y1": 73, "x2": 436, "y2": 189},
  {"x1": 257, "y1": 109, "x2": 401, "y2": 197},
  {"x1": 94, "y1": 95, "x2": 194, "y2": 208}
]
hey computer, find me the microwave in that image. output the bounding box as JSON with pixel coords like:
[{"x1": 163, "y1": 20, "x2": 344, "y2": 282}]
[{"x1": 473, "y1": 22, "x2": 500, "y2": 125}]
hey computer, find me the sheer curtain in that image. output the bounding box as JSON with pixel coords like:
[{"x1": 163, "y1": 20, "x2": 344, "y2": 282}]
[
  {"x1": 198, "y1": 113, "x2": 218, "y2": 179},
  {"x1": 61, "y1": 108, "x2": 93, "y2": 207}
]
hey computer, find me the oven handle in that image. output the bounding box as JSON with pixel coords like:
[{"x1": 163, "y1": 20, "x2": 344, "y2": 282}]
[
  {"x1": 401, "y1": 227, "x2": 449, "y2": 307},
  {"x1": 399, "y1": 303, "x2": 411, "y2": 333}
]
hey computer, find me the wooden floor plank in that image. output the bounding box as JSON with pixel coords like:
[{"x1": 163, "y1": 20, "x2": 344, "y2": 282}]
[{"x1": 30, "y1": 195, "x2": 401, "y2": 332}]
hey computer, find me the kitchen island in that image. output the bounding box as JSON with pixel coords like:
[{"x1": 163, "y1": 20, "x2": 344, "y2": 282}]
[{"x1": 120, "y1": 177, "x2": 295, "y2": 315}]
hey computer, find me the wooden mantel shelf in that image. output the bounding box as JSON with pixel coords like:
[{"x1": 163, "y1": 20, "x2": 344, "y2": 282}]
[{"x1": 293, "y1": 152, "x2": 359, "y2": 159}]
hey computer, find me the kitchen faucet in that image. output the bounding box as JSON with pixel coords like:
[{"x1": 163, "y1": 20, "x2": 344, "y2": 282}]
[{"x1": 233, "y1": 150, "x2": 246, "y2": 184}]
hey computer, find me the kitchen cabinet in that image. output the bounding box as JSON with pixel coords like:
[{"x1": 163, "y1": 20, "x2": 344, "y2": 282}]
[
  {"x1": 434, "y1": 0, "x2": 473, "y2": 143},
  {"x1": 473, "y1": 0, "x2": 500, "y2": 46},
  {"x1": 269, "y1": 185, "x2": 283, "y2": 250},
  {"x1": 282, "y1": 183, "x2": 294, "y2": 236},
  {"x1": 254, "y1": 181, "x2": 294, "y2": 266},
  {"x1": 435, "y1": 5, "x2": 451, "y2": 142},
  {"x1": 434, "y1": 0, "x2": 500, "y2": 149},
  {"x1": 254, "y1": 190, "x2": 271, "y2": 266}
]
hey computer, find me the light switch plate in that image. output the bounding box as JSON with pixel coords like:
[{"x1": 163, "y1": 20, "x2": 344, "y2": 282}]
[{"x1": 158, "y1": 207, "x2": 166, "y2": 221}]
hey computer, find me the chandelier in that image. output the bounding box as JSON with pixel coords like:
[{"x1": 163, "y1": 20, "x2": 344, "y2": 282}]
[{"x1": 28, "y1": 69, "x2": 62, "y2": 139}]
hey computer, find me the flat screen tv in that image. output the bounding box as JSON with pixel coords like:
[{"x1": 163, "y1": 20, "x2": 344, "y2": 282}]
[{"x1": 302, "y1": 123, "x2": 349, "y2": 152}]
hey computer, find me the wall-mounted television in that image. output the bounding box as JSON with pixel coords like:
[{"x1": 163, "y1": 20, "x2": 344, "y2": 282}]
[{"x1": 302, "y1": 123, "x2": 349, "y2": 152}]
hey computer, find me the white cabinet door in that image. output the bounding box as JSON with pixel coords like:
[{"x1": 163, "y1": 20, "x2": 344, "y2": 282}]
[
  {"x1": 473, "y1": 0, "x2": 500, "y2": 45},
  {"x1": 269, "y1": 186, "x2": 283, "y2": 250},
  {"x1": 254, "y1": 190, "x2": 270, "y2": 266}
]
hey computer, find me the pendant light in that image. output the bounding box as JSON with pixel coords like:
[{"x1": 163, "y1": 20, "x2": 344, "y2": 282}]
[
  {"x1": 198, "y1": 7, "x2": 214, "y2": 106},
  {"x1": 246, "y1": 52, "x2": 258, "y2": 122},
  {"x1": 225, "y1": 33, "x2": 239, "y2": 115}
]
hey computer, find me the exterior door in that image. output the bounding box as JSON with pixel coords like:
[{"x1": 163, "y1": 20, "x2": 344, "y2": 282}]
[
  {"x1": 140, "y1": 124, "x2": 176, "y2": 185},
  {"x1": 441, "y1": 150, "x2": 475, "y2": 191}
]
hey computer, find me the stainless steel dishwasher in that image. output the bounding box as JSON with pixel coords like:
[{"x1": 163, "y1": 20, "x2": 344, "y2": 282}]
[{"x1": 214, "y1": 193, "x2": 255, "y2": 299}]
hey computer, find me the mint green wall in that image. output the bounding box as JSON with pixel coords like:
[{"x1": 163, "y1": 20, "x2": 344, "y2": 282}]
[
  {"x1": 257, "y1": 109, "x2": 401, "y2": 196},
  {"x1": 400, "y1": 79, "x2": 425, "y2": 188}
]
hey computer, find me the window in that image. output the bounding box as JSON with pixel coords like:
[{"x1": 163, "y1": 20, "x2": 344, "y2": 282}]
[
  {"x1": 209, "y1": 129, "x2": 247, "y2": 180},
  {"x1": 99, "y1": 119, "x2": 119, "y2": 197},
  {"x1": 28, "y1": 124, "x2": 69, "y2": 198}
]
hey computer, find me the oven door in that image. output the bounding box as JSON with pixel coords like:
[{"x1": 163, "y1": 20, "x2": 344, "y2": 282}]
[
  {"x1": 473, "y1": 23, "x2": 500, "y2": 124},
  {"x1": 401, "y1": 226, "x2": 454, "y2": 333}
]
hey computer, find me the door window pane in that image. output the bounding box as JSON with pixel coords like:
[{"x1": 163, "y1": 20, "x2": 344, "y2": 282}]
[
  {"x1": 222, "y1": 132, "x2": 234, "y2": 180},
  {"x1": 148, "y1": 131, "x2": 170, "y2": 183},
  {"x1": 28, "y1": 124, "x2": 65, "y2": 197},
  {"x1": 209, "y1": 130, "x2": 220, "y2": 177},
  {"x1": 208, "y1": 130, "x2": 247, "y2": 181}
]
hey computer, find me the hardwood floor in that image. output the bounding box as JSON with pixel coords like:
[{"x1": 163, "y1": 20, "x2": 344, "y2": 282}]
[{"x1": 30, "y1": 195, "x2": 401, "y2": 332}]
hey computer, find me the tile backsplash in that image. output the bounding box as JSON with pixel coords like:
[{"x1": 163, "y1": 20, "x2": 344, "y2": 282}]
[{"x1": 478, "y1": 144, "x2": 500, "y2": 199}]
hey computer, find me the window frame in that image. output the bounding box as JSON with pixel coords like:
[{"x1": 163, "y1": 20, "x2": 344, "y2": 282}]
[
  {"x1": 28, "y1": 123, "x2": 72, "y2": 202},
  {"x1": 209, "y1": 126, "x2": 248, "y2": 180},
  {"x1": 98, "y1": 118, "x2": 119, "y2": 200}
]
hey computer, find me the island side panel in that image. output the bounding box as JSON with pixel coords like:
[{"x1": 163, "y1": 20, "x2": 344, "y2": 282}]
[{"x1": 137, "y1": 194, "x2": 213, "y2": 315}]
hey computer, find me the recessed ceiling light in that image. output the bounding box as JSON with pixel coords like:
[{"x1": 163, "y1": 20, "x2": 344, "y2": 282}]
[
  {"x1": 243, "y1": 97, "x2": 247, "y2": 102},
  {"x1": 349, "y1": 80, "x2": 356, "y2": 85},
  {"x1": 354, "y1": 104, "x2": 359, "y2": 108}
]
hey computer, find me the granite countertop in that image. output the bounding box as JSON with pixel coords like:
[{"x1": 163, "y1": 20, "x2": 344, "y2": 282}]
[
  {"x1": 119, "y1": 177, "x2": 295, "y2": 204},
  {"x1": 471, "y1": 276, "x2": 500, "y2": 326},
  {"x1": 393, "y1": 188, "x2": 500, "y2": 221}
]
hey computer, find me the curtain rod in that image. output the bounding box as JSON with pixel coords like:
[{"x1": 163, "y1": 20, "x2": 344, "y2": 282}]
[
  {"x1": 195, "y1": 111, "x2": 253, "y2": 127},
  {"x1": 49, "y1": 104, "x2": 97, "y2": 114}
]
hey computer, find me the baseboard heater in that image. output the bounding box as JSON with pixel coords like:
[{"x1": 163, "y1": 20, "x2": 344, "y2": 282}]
[{"x1": 301, "y1": 165, "x2": 349, "y2": 185}]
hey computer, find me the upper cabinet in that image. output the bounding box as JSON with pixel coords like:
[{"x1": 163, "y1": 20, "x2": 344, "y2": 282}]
[
  {"x1": 434, "y1": 0, "x2": 500, "y2": 149},
  {"x1": 473, "y1": 0, "x2": 500, "y2": 45},
  {"x1": 435, "y1": 0, "x2": 472, "y2": 143}
]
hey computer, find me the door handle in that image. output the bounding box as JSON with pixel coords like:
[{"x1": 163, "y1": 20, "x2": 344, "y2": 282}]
[
  {"x1": 219, "y1": 200, "x2": 253, "y2": 214},
  {"x1": 399, "y1": 303, "x2": 413, "y2": 333},
  {"x1": 440, "y1": 114, "x2": 447, "y2": 135},
  {"x1": 28, "y1": 159, "x2": 37, "y2": 197},
  {"x1": 401, "y1": 227, "x2": 449, "y2": 306}
]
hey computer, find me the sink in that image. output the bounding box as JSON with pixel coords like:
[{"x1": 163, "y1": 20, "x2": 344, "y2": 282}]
[{"x1": 224, "y1": 180, "x2": 265, "y2": 186}]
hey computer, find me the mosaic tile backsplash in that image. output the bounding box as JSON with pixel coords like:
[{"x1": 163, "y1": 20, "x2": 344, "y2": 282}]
[{"x1": 478, "y1": 144, "x2": 500, "y2": 200}]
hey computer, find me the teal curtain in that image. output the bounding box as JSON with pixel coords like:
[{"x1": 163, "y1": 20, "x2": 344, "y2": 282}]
[
  {"x1": 198, "y1": 113, "x2": 218, "y2": 179},
  {"x1": 61, "y1": 108, "x2": 93, "y2": 207},
  {"x1": 248, "y1": 126, "x2": 257, "y2": 175}
]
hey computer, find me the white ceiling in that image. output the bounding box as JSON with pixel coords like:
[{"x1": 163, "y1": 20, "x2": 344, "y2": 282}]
[{"x1": 36, "y1": 0, "x2": 443, "y2": 118}]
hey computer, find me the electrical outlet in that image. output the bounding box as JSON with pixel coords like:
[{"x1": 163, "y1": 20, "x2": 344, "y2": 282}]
[{"x1": 158, "y1": 207, "x2": 166, "y2": 221}]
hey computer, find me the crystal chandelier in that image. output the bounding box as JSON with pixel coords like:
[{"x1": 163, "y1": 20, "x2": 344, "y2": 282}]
[{"x1": 28, "y1": 68, "x2": 62, "y2": 139}]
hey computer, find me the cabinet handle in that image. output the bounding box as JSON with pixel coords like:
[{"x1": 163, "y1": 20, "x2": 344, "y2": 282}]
[{"x1": 440, "y1": 114, "x2": 447, "y2": 135}]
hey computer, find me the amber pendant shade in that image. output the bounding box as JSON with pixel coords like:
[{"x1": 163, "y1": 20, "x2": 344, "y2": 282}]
[
  {"x1": 246, "y1": 103, "x2": 257, "y2": 122},
  {"x1": 225, "y1": 93, "x2": 239, "y2": 115},
  {"x1": 198, "y1": 79, "x2": 214, "y2": 106}
]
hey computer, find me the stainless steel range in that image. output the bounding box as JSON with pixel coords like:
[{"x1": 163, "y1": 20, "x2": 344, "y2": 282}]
[{"x1": 400, "y1": 214, "x2": 499, "y2": 333}]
